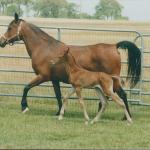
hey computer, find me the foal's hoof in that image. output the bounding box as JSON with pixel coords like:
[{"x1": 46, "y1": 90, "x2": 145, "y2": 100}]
[
  {"x1": 127, "y1": 119, "x2": 133, "y2": 125},
  {"x1": 90, "y1": 118, "x2": 98, "y2": 124},
  {"x1": 85, "y1": 121, "x2": 89, "y2": 125},
  {"x1": 127, "y1": 121, "x2": 133, "y2": 126},
  {"x1": 22, "y1": 107, "x2": 29, "y2": 114},
  {"x1": 90, "y1": 120, "x2": 94, "y2": 124}
]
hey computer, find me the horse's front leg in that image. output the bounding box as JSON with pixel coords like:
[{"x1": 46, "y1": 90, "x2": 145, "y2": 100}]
[
  {"x1": 52, "y1": 81, "x2": 62, "y2": 115},
  {"x1": 21, "y1": 75, "x2": 46, "y2": 113}
]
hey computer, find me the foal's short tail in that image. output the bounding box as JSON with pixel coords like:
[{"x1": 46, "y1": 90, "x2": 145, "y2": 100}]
[
  {"x1": 112, "y1": 75, "x2": 122, "y2": 90},
  {"x1": 116, "y1": 41, "x2": 141, "y2": 88}
]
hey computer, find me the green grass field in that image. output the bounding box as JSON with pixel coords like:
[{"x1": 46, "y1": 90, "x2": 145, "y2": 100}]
[{"x1": 0, "y1": 97, "x2": 150, "y2": 149}]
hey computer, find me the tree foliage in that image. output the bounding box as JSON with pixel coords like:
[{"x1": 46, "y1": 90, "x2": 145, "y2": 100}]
[
  {"x1": 95, "y1": 0, "x2": 128, "y2": 20},
  {"x1": 32, "y1": 0, "x2": 80, "y2": 18},
  {"x1": 6, "y1": 4, "x2": 23, "y2": 16},
  {"x1": 66, "y1": 2, "x2": 79, "y2": 18},
  {"x1": 0, "y1": 0, "x2": 128, "y2": 20}
]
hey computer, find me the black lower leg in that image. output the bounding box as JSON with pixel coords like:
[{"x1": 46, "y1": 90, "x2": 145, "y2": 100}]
[
  {"x1": 98, "y1": 102, "x2": 102, "y2": 112},
  {"x1": 117, "y1": 87, "x2": 132, "y2": 120},
  {"x1": 52, "y1": 81, "x2": 62, "y2": 115},
  {"x1": 21, "y1": 85, "x2": 30, "y2": 111}
]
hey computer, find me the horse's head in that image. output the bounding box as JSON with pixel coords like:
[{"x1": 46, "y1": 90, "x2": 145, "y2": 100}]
[
  {"x1": 50, "y1": 48, "x2": 69, "y2": 66},
  {"x1": 0, "y1": 13, "x2": 23, "y2": 47}
]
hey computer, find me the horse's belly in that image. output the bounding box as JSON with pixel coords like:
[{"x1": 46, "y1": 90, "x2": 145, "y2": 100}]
[{"x1": 51, "y1": 64, "x2": 69, "y2": 83}]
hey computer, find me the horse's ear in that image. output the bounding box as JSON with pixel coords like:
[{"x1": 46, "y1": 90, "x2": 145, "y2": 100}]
[{"x1": 14, "y1": 13, "x2": 19, "y2": 23}]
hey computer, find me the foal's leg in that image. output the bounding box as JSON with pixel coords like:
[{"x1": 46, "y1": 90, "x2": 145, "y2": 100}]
[
  {"x1": 21, "y1": 75, "x2": 46, "y2": 113},
  {"x1": 52, "y1": 81, "x2": 62, "y2": 115},
  {"x1": 91, "y1": 87, "x2": 107, "y2": 124},
  {"x1": 58, "y1": 88, "x2": 75, "y2": 120},
  {"x1": 76, "y1": 88, "x2": 90, "y2": 124}
]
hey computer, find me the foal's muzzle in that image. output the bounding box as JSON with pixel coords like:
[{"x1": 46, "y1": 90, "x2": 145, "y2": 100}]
[{"x1": 0, "y1": 37, "x2": 7, "y2": 47}]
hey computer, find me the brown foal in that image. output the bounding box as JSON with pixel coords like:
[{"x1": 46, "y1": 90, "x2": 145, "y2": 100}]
[{"x1": 51, "y1": 48, "x2": 132, "y2": 124}]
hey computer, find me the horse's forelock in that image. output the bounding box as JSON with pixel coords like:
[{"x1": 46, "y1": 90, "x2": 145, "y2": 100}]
[{"x1": 8, "y1": 19, "x2": 24, "y2": 27}]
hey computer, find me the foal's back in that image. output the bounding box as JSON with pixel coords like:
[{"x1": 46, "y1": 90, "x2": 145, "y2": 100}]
[{"x1": 66, "y1": 52, "x2": 116, "y2": 90}]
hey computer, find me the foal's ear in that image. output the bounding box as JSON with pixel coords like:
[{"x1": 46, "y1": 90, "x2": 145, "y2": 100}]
[
  {"x1": 65, "y1": 48, "x2": 69, "y2": 55},
  {"x1": 14, "y1": 13, "x2": 19, "y2": 23}
]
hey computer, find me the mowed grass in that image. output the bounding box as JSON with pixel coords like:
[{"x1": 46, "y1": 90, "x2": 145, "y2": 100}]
[{"x1": 0, "y1": 97, "x2": 150, "y2": 149}]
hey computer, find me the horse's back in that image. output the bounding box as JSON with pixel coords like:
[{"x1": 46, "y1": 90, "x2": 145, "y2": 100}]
[{"x1": 68, "y1": 43, "x2": 121, "y2": 75}]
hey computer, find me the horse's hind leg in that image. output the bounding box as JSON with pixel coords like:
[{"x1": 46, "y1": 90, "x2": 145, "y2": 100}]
[
  {"x1": 21, "y1": 75, "x2": 46, "y2": 113},
  {"x1": 52, "y1": 81, "x2": 62, "y2": 115},
  {"x1": 58, "y1": 88, "x2": 75, "y2": 120},
  {"x1": 91, "y1": 87, "x2": 107, "y2": 124},
  {"x1": 116, "y1": 87, "x2": 132, "y2": 120},
  {"x1": 109, "y1": 91, "x2": 132, "y2": 124}
]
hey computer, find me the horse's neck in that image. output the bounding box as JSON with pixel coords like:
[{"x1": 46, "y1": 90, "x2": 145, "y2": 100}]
[
  {"x1": 65, "y1": 53, "x2": 81, "y2": 79},
  {"x1": 21, "y1": 23, "x2": 55, "y2": 57}
]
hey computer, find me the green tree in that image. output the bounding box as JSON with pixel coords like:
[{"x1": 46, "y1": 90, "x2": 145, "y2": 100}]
[
  {"x1": 10, "y1": 0, "x2": 32, "y2": 16},
  {"x1": 0, "y1": 0, "x2": 33, "y2": 16},
  {"x1": 95, "y1": 0, "x2": 128, "y2": 20},
  {"x1": 66, "y1": 2, "x2": 79, "y2": 18},
  {"x1": 33, "y1": 0, "x2": 68, "y2": 18},
  {"x1": 6, "y1": 4, "x2": 23, "y2": 16},
  {"x1": 78, "y1": 12, "x2": 92, "y2": 19},
  {"x1": 0, "y1": 0, "x2": 12, "y2": 15}
]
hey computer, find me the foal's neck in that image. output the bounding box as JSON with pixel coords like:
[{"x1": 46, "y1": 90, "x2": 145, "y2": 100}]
[{"x1": 65, "y1": 52, "x2": 80, "y2": 75}]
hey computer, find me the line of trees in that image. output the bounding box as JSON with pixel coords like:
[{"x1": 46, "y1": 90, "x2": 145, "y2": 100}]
[{"x1": 0, "y1": 0, "x2": 128, "y2": 20}]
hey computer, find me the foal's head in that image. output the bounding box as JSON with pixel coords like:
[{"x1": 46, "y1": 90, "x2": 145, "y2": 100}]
[
  {"x1": 50, "y1": 48, "x2": 69, "y2": 66},
  {"x1": 0, "y1": 13, "x2": 23, "y2": 47}
]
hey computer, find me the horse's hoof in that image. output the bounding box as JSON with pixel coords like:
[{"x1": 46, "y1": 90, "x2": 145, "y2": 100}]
[
  {"x1": 58, "y1": 115, "x2": 63, "y2": 120},
  {"x1": 55, "y1": 110, "x2": 65, "y2": 116},
  {"x1": 55, "y1": 111, "x2": 60, "y2": 116},
  {"x1": 121, "y1": 115, "x2": 127, "y2": 121},
  {"x1": 22, "y1": 107, "x2": 29, "y2": 114}
]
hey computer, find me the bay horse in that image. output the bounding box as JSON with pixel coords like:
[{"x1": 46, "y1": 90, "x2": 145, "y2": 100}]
[
  {"x1": 50, "y1": 48, "x2": 132, "y2": 124},
  {"x1": 0, "y1": 13, "x2": 141, "y2": 119}
]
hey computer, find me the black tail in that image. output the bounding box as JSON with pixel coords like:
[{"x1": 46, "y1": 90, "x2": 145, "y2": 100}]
[{"x1": 117, "y1": 41, "x2": 141, "y2": 88}]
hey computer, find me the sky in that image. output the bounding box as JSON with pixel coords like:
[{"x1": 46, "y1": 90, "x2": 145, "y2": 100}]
[{"x1": 67, "y1": 0, "x2": 150, "y2": 21}]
